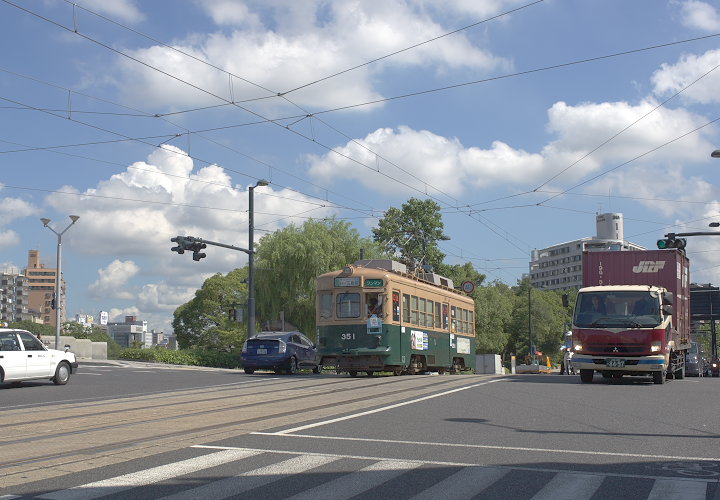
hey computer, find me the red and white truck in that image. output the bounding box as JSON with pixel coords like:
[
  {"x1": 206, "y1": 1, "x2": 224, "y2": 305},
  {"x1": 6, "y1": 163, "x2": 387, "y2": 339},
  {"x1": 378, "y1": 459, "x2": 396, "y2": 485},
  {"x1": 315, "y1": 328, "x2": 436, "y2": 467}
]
[{"x1": 571, "y1": 249, "x2": 691, "y2": 384}]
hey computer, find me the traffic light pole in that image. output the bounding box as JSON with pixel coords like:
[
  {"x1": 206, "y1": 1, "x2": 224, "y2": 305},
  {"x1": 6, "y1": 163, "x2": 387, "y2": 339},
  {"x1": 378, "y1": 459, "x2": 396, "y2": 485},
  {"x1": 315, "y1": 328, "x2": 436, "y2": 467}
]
[{"x1": 170, "y1": 235, "x2": 255, "y2": 334}]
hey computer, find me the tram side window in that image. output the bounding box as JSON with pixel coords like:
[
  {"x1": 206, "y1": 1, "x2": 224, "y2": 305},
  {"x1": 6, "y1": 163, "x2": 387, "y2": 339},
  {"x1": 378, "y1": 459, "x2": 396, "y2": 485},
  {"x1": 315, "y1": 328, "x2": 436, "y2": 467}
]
[
  {"x1": 427, "y1": 301, "x2": 434, "y2": 328},
  {"x1": 411, "y1": 295, "x2": 419, "y2": 325},
  {"x1": 319, "y1": 292, "x2": 333, "y2": 319},
  {"x1": 451, "y1": 306, "x2": 457, "y2": 332},
  {"x1": 419, "y1": 298, "x2": 426, "y2": 326},
  {"x1": 403, "y1": 294, "x2": 410, "y2": 323},
  {"x1": 443, "y1": 303, "x2": 449, "y2": 330},
  {"x1": 469, "y1": 310, "x2": 475, "y2": 334},
  {"x1": 435, "y1": 301, "x2": 442, "y2": 328},
  {"x1": 336, "y1": 293, "x2": 360, "y2": 318},
  {"x1": 393, "y1": 291, "x2": 400, "y2": 322}
]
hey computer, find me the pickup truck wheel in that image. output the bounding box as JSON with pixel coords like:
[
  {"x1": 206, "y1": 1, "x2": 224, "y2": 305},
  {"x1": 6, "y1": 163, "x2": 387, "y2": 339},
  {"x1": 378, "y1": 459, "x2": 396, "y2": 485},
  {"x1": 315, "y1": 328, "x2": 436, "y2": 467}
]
[
  {"x1": 652, "y1": 371, "x2": 665, "y2": 385},
  {"x1": 53, "y1": 362, "x2": 71, "y2": 385},
  {"x1": 579, "y1": 369, "x2": 593, "y2": 383}
]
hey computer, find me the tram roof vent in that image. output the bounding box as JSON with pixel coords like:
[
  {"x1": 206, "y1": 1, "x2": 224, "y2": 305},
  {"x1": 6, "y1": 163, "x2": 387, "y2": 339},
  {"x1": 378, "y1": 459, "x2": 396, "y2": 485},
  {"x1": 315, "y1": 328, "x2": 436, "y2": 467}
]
[
  {"x1": 418, "y1": 272, "x2": 454, "y2": 289},
  {"x1": 354, "y1": 259, "x2": 407, "y2": 274}
]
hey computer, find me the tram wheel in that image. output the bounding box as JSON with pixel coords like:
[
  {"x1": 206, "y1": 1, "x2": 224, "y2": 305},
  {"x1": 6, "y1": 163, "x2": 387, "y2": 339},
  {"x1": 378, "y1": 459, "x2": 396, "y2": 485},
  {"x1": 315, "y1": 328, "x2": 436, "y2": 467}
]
[
  {"x1": 366, "y1": 371, "x2": 374, "y2": 377},
  {"x1": 392, "y1": 367, "x2": 403, "y2": 376},
  {"x1": 349, "y1": 371, "x2": 358, "y2": 378}
]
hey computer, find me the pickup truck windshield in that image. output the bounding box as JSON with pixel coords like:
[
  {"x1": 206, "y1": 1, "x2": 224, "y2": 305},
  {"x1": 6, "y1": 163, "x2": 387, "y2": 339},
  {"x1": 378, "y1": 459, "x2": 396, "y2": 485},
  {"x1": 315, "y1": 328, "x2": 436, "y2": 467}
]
[{"x1": 574, "y1": 291, "x2": 662, "y2": 328}]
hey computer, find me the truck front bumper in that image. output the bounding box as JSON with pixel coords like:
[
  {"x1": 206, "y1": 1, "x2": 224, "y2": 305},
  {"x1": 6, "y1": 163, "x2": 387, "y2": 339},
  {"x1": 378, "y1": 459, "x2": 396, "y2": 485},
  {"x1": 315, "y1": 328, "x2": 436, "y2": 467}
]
[{"x1": 572, "y1": 355, "x2": 666, "y2": 373}]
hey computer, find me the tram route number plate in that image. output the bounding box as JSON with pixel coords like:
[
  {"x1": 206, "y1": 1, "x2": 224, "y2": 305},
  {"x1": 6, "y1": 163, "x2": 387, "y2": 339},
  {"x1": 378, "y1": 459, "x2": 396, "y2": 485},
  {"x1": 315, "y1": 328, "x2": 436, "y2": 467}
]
[{"x1": 606, "y1": 358, "x2": 625, "y2": 368}]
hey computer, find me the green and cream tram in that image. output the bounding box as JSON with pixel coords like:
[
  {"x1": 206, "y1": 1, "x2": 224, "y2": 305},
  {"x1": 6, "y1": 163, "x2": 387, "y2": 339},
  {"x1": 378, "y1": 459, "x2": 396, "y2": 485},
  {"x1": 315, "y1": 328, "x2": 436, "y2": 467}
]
[{"x1": 316, "y1": 259, "x2": 476, "y2": 376}]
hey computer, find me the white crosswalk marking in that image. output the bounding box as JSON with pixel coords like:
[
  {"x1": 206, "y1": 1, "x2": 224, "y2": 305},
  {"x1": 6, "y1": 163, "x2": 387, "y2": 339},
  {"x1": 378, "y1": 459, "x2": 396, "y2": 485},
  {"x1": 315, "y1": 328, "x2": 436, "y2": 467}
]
[
  {"x1": 286, "y1": 459, "x2": 422, "y2": 500},
  {"x1": 37, "y1": 448, "x2": 260, "y2": 500},
  {"x1": 21, "y1": 447, "x2": 717, "y2": 500},
  {"x1": 158, "y1": 454, "x2": 340, "y2": 500},
  {"x1": 409, "y1": 465, "x2": 510, "y2": 500},
  {"x1": 530, "y1": 472, "x2": 606, "y2": 500},
  {"x1": 647, "y1": 478, "x2": 708, "y2": 500}
]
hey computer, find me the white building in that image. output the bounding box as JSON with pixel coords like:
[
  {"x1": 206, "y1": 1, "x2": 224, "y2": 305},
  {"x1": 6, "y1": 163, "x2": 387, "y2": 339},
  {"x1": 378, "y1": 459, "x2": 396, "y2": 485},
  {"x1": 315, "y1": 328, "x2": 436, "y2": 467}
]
[
  {"x1": 107, "y1": 315, "x2": 148, "y2": 348},
  {"x1": 529, "y1": 213, "x2": 645, "y2": 291}
]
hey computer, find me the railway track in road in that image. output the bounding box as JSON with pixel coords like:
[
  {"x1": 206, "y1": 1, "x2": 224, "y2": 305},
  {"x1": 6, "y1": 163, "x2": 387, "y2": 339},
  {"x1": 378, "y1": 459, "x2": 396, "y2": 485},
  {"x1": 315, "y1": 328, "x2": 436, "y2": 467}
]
[{"x1": 1, "y1": 372, "x2": 496, "y2": 488}]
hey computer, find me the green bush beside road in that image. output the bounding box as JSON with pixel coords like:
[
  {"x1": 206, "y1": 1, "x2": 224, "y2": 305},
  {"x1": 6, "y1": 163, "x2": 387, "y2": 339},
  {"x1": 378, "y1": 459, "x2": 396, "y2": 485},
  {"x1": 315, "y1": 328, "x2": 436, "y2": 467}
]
[{"x1": 118, "y1": 348, "x2": 242, "y2": 369}]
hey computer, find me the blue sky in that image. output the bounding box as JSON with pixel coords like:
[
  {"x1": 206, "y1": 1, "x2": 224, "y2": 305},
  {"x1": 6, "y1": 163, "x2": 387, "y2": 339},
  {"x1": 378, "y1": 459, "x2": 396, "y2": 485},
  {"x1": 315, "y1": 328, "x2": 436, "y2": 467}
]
[{"x1": 1, "y1": 0, "x2": 720, "y2": 334}]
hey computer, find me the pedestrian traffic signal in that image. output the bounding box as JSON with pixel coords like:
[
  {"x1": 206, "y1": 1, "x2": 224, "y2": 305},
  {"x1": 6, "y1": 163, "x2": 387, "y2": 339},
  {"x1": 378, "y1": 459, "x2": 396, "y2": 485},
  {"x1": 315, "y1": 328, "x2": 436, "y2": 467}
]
[{"x1": 657, "y1": 237, "x2": 686, "y2": 250}]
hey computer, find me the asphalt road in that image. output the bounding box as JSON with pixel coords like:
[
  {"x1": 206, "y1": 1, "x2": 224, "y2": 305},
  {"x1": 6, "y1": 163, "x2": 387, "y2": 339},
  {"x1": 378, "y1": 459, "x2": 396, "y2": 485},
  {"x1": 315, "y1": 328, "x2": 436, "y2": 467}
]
[{"x1": 1, "y1": 361, "x2": 719, "y2": 499}]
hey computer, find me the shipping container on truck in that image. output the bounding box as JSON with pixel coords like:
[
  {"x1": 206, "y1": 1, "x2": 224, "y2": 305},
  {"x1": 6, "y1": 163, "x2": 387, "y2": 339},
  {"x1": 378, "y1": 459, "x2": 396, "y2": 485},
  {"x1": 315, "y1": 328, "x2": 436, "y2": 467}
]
[{"x1": 571, "y1": 249, "x2": 690, "y2": 384}]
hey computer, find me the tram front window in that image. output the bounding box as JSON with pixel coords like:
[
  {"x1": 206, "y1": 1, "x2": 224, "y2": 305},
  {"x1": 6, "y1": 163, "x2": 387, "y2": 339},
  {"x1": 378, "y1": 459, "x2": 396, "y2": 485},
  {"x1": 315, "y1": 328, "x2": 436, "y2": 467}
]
[{"x1": 337, "y1": 292, "x2": 360, "y2": 318}]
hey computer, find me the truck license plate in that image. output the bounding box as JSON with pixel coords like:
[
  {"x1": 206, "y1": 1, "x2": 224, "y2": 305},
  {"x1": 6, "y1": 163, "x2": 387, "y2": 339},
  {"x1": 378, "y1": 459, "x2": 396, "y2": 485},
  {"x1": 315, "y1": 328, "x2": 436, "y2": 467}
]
[{"x1": 606, "y1": 358, "x2": 625, "y2": 368}]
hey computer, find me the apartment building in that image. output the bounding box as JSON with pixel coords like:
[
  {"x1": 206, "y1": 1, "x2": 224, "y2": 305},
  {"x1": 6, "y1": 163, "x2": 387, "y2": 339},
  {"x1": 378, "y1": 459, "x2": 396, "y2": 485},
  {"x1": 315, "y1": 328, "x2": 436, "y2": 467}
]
[
  {"x1": 24, "y1": 250, "x2": 66, "y2": 327},
  {"x1": 529, "y1": 213, "x2": 645, "y2": 291}
]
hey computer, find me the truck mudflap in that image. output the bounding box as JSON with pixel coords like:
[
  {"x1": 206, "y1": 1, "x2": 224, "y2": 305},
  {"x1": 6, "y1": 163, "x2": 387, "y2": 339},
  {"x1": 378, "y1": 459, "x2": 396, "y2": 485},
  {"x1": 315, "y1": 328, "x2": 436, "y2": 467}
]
[{"x1": 572, "y1": 355, "x2": 666, "y2": 372}]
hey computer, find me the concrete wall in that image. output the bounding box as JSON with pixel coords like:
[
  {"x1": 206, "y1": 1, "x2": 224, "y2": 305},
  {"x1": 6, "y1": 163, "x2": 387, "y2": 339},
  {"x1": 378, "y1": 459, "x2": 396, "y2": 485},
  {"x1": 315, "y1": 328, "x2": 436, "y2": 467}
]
[
  {"x1": 475, "y1": 354, "x2": 504, "y2": 374},
  {"x1": 45, "y1": 336, "x2": 107, "y2": 360}
]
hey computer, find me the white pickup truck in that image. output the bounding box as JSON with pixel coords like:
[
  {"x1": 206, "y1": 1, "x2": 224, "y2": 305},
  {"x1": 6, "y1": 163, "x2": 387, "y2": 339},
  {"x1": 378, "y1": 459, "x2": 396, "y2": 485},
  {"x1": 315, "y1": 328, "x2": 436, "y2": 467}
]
[{"x1": 0, "y1": 328, "x2": 78, "y2": 385}]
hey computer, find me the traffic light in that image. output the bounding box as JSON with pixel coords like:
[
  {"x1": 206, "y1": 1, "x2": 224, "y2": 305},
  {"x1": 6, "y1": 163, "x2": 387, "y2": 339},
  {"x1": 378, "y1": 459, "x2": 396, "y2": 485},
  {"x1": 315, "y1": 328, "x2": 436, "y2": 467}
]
[
  {"x1": 171, "y1": 236, "x2": 190, "y2": 254},
  {"x1": 192, "y1": 242, "x2": 207, "y2": 261},
  {"x1": 657, "y1": 237, "x2": 686, "y2": 250}
]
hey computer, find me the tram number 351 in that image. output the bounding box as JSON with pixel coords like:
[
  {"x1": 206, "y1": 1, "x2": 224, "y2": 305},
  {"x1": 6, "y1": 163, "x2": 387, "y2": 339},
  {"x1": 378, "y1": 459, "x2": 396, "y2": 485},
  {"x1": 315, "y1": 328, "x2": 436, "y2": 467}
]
[{"x1": 341, "y1": 332, "x2": 356, "y2": 340}]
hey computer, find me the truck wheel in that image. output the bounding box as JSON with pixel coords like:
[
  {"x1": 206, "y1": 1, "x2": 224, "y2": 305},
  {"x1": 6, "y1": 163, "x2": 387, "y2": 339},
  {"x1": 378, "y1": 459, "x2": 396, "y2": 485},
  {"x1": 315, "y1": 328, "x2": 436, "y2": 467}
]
[
  {"x1": 580, "y1": 369, "x2": 593, "y2": 383},
  {"x1": 675, "y1": 364, "x2": 685, "y2": 380},
  {"x1": 53, "y1": 362, "x2": 71, "y2": 385},
  {"x1": 652, "y1": 371, "x2": 665, "y2": 385}
]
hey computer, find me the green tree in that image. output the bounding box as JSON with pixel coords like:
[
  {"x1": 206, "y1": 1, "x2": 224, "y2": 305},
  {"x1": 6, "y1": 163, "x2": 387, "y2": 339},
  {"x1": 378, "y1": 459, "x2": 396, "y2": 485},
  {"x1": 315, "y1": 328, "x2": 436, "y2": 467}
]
[
  {"x1": 372, "y1": 198, "x2": 447, "y2": 272},
  {"x1": 172, "y1": 267, "x2": 248, "y2": 350},
  {"x1": 474, "y1": 281, "x2": 514, "y2": 357},
  {"x1": 254, "y1": 217, "x2": 384, "y2": 337},
  {"x1": 8, "y1": 320, "x2": 54, "y2": 337}
]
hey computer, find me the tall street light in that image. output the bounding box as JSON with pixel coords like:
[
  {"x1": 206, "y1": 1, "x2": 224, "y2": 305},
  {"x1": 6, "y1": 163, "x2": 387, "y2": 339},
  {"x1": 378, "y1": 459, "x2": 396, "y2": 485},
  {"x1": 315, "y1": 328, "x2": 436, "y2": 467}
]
[
  {"x1": 40, "y1": 215, "x2": 80, "y2": 349},
  {"x1": 711, "y1": 149, "x2": 720, "y2": 158},
  {"x1": 248, "y1": 180, "x2": 268, "y2": 337}
]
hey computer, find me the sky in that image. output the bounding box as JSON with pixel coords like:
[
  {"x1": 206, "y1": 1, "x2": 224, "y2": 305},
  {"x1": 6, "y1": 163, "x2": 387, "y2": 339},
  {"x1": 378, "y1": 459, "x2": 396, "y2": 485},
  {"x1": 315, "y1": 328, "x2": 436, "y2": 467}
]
[{"x1": 1, "y1": 0, "x2": 720, "y2": 334}]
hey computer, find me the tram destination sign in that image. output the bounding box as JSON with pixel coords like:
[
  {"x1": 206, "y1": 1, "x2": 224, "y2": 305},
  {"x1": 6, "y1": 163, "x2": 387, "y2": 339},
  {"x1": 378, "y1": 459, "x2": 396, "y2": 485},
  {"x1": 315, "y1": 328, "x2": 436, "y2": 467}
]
[
  {"x1": 364, "y1": 279, "x2": 384, "y2": 287},
  {"x1": 335, "y1": 277, "x2": 361, "y2": 287}
]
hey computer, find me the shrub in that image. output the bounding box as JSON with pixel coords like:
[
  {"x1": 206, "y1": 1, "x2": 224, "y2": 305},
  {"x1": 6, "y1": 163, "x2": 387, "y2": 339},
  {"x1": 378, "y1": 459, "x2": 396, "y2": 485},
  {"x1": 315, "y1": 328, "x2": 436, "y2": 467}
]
[{"x1": 118, "y1": 348, "x2": 242, "y2": 369}]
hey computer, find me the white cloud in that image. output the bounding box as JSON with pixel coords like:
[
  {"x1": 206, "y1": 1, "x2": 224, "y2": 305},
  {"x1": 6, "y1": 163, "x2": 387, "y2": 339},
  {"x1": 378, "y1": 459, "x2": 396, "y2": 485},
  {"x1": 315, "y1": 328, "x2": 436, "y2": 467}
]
[
  {"x1": 677, "y1": 0, "x2": 720, "y2": 31},
  {"x1": 77, "y1": 0, "x2": 145, "y2": 23},
  {"x1": 114, "y1": 0, "x2": 511, "y2": 112},
  {"x1": 651, "y1": 49, "x2": 720, "y2": 104},
  {"x1": 88, "y1": 260, "x2": 140, "y2": 299},
  {"x1": 307, "y1": 98, "x2": 715, "y2": 199}
]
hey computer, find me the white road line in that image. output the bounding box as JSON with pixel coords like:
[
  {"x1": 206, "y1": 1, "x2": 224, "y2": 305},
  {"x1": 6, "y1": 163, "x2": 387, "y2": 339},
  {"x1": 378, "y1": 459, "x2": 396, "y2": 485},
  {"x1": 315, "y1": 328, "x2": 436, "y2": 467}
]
[
  {"x1": 251, "y1": 432, "x2": 720, "y2": 463},
  {"x1": 37, "y1": 448, "x2": 260, "y2": 500},
  {"x1": 158, "y1": 454, "x2": 339, "y2": 500},
  {"x1": 409, "y1": 465, "x2": 510, "y2": 500},
  {"x1": 530, "y1": 472, "x2": 606, "y2": 500},
  {"x1": 286, "y1": 459, "x2": 422, "y2": 500},
  {"x1": 647, "y1": 478, "x2": 709, "y2": 500},
  {"x1": 275, "y1": 378, "x2": 506, "y2": 434},
  {"x1": 77, "y1": 373, "x2": 103, "y2": 376}
]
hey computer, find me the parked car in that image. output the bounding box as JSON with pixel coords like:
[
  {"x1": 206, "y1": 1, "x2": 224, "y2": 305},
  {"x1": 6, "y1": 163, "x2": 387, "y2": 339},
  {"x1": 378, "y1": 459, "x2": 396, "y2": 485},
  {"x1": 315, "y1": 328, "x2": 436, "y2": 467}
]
[
  {"x1": 241, "y1": 331, "x2": 321, "y2": 375},
  {"x1": 0, "y1": 328, "x2": 78, "y2": 385},
  {"x1": 685, "y1": 342, "x2": 709, "y2": 377}
]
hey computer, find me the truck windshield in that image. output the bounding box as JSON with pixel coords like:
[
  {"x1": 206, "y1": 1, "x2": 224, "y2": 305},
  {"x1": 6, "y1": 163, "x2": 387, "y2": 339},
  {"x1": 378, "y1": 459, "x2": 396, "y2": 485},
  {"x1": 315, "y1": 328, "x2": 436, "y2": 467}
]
[{"x1": 574, "y1": 291, "x2": 662, "y2": 328}]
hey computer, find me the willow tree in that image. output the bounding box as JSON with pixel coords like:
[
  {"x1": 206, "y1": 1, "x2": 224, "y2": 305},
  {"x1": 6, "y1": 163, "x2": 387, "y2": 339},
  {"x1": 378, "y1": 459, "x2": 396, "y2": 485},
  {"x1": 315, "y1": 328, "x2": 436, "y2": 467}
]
[{"x1": 254, "y1": 217, "x2": 384, "y2": 337}]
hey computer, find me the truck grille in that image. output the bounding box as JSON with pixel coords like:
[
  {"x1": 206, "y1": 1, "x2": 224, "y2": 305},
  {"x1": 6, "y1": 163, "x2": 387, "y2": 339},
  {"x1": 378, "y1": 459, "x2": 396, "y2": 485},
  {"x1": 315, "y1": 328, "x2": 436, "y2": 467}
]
[{"x1": 588, "y1": 344, "x2": 646, "y2": 354}]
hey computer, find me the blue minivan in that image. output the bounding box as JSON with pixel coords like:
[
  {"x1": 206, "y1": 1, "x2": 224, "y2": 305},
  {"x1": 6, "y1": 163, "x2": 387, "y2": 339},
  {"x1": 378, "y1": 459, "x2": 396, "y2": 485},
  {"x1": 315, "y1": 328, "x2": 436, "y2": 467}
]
[{"x1": 241, "y1": 331, "x2": 321, "y2": 375}]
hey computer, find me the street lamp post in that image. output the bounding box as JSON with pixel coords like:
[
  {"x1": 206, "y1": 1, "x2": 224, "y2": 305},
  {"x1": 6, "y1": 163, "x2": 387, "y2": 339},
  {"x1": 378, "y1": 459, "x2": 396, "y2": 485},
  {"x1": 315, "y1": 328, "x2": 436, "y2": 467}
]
[
  {"x1": 247, "y1": 180, "x2": 268, "y2": 337},
  {"x1": 40, "y1": 215, "x2": 80, "y2": 349}
]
